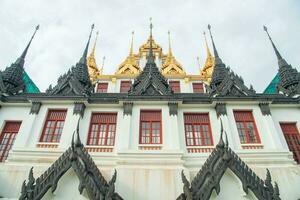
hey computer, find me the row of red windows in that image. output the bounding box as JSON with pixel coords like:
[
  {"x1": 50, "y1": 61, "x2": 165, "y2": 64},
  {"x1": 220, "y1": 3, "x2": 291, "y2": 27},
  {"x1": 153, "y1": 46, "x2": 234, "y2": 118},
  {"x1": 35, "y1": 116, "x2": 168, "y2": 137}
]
[
  {"x1": 1, "y1": 110, "x2": 300, "y2": 164},
  {"x1": 96, "y1": 81, "x2": 204, "y2": 93},
  {"x1": 97, "y1": 81, "x2": 132, "y2": 93}
]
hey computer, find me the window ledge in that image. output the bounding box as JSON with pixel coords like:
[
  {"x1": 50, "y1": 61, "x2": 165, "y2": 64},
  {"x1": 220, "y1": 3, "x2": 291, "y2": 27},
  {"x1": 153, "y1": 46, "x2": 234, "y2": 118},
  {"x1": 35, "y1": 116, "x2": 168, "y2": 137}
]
[
  {"x1": 37, "y1": 142, "x2": 59, "y2": 148},
  {"x1": 138, "y1": 145, "x2": 162, "y2": 150},
  {"x1": 187, "y1": 146, "x2": 214, "y2": 153},
  {"x1": 241, "y1": 144, "x2": 264, "y2": 149},
  {"x1": 85, "y1": 146, "x2": 114, "y2": 152}
]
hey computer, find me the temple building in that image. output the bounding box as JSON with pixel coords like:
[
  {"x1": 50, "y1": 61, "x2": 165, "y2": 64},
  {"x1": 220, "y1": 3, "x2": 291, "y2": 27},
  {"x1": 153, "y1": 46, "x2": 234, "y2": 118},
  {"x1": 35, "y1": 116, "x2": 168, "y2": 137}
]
[{"x1": 0, "y1": 21, "x2": 299, "y2": 200}]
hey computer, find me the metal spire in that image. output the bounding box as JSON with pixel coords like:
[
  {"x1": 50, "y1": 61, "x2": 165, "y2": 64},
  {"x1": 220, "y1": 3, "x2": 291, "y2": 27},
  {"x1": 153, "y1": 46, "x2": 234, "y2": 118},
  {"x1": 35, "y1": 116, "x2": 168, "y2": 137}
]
[
  {"x1": 79, "y1": 24, "x2": 94, "y2": 65},
  {"x1": 207, "y1": 24, "x2": 223, "y2": 65},
  {"x1": 263, "y1": 26, "x2": 288, "y2": 67},
  {"x1": 130, "y1": 31, "x2": 134, "y2": 56},
  {"x1": 168, "y1": 30, "x2": 173, "y2": 56},
  {"x1": 15, "y1": 25, "x2": 39, "y2": 66},
  {"x1": 197, "y1": 57, "x2": 201, "y2": 72},
  {"x1": 147, "y1": 18, "x2": 155, "y2": 63}
]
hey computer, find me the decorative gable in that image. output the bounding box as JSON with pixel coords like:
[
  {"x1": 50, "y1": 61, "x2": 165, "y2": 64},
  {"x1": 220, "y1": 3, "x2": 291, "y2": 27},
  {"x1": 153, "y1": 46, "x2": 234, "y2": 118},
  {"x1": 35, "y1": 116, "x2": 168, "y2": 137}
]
[
  {"x1": 19, "y1": 120, "x2": 123, "y2": 200},
  {"x1": 177, "y1": 122, "x2": 281, "y2": 200}
]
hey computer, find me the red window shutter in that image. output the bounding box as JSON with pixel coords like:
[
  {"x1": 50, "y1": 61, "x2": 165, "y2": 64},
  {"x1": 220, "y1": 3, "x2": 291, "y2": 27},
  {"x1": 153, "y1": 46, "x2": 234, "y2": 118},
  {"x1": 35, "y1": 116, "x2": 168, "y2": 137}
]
[
  {"x1": 139, "y1": 110, "x2": 162, "y2": 144},
  {"x1": 0, "y1": 121, "x2": 22, "y2": 162},
  {"x1": 184, "y1": 113, "x2": 213, "y2": 146},
  {"x1": 120, "y1": 81, "x2": 132, "y2": 93},
  {"x1": 97, "y1": 83, "x2": 108, "y2": 93},
  {"x1": 40, "y1": 110, "x2": 67, "y2": 143},
  {"x1": 233, "y1": 111, "x2": 260, "y2": 144},
  {"x1": 193, "y1": 83, "x2": 204, "y2": 93},
  {"x1": 280, "y1": 123, "x2": 300, "y2": 164},
  {"x1": 169, "y1": 81, "x2": 181, "y2": 93},
  {"x1": 87, "y1": 113, "x2": 117, "y2": 146}
]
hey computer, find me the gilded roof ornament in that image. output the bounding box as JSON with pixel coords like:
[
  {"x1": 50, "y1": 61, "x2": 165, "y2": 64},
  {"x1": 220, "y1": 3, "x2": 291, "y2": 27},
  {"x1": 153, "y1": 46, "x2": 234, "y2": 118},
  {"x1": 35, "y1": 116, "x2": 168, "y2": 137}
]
[
  {"x1": 116, "y1": 31, "x2": 141, "y2": 75},
  {"x1": 87, "y1": 31, "x2": 102, "y2": 83},
  {"x1": 161, "y1": 31, "x2": 185, "y2": 75},
  {"x1": 200, "y1": 31, "x2": 215, "y2": 84},
  {"x1": 138, "y1": 20, "x2": 163, "y2": 58}
]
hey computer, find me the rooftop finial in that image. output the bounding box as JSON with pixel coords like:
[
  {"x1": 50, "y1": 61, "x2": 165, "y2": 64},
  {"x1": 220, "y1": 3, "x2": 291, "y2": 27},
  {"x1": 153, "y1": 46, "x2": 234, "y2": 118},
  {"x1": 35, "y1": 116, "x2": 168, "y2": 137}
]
[
  {"x1": 197, "y1": 57, "x2": 201, "y2": 72},
  {"x1": 148, "y1": 18, "x2": 155, "y2": 63},
  {"x1": 168, "y1": 30, "x2": 173, "y2": 56},
  {"x1": 130, "y1": 31, "x2": 134, "y2": 56},
  {"x1": 207, "y1": 24, "x2": 222, "y2": 64},
  {"x1": 15, "y1": 25, "x2": 39, "y2": 65},
  {"x1": 150, "y1": 17, "x2": 153, "y2": 38},
  {"x1": 80, "y1": 24, "x2": 94, "y2": 65},
  {"x1": 263, "y1": 26, "x2": 288, "y2": 67}
]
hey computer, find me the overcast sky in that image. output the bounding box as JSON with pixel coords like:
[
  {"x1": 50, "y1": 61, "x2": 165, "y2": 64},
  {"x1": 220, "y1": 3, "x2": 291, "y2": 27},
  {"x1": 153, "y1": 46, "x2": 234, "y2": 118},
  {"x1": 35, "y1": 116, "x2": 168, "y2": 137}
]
[{"x1": 0, "y1": 0, "x2": 299, "y2": 92}]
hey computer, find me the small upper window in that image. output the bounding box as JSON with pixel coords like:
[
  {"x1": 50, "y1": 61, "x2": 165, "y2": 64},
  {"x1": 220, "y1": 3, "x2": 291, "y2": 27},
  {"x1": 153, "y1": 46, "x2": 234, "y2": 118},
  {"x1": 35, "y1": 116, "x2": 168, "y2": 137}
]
[
  {"x1": 139, "y1": 110, "x2": 162, "y2": 144},
  {"x1": 233, "y1": 111, "x2": 260, "y2": 144},
  {"x1": 169, "y1": 81, "x2": 181, "y2": 93},
  {"x1": 120, "y1": 81, "x2": 132, "y2": 93},
  {"x1": 87, "y1": 113, "x2": 118, "y2": 146},
  {"x1": 40, "y1": 110, "x2": 67, "y2": 143},
  {"x1": 193, "y1": 83, "x2": 204, "y2": 93},
  {"x1": 97, "y1": 83, "x2": 108, "y2": 93}
]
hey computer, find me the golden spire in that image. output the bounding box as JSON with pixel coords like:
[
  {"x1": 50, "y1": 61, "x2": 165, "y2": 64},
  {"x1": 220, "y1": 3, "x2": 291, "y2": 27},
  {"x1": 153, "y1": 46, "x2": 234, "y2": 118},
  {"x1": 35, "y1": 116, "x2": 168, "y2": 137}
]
[
  {"x1": 161, "y1": 31, "x2": 185, "y2": 75},
  {"x1": 200, "y1": 31, "x2": 215, "y2": 84},
  {"x1": 116, "y1": 31, "x2": 141, "y2": 75},
  {"x1": 138, "y1": 19, "x2": 163, "y2": 58},
  {"x1": 87, "y1": 31, "x2": 102, "y2": 83}
]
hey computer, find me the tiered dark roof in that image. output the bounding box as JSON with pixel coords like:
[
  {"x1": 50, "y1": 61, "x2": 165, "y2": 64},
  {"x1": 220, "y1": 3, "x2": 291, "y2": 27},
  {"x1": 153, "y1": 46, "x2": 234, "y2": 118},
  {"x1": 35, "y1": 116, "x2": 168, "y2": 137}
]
[
  {"x1": 264, "y1": 26, "x2": 300, "y2": 97},
  {"x1": 0, "y1": 25, "x2": 39, "y2": 95},
  {"x1": 46, "y1": 25, "x2": 95, "y2": 96},
  {"x1": 19, "y1": 120, "x2": 123, "y2": 200},
  {"x1": 177, "y1": 121, "x2": 281, "y2": 200},
  {"x1": 129, "y1": 22, "x2": 173, "y2": 96},
  {"x1": 207, "y1": 25, "x2": 256, "y2": 97}
]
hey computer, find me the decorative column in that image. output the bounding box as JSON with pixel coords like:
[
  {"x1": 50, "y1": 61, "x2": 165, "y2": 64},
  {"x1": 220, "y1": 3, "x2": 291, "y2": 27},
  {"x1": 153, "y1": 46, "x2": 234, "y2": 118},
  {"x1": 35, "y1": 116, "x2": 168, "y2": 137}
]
[
  {"x1": 259, "y1": 103, "x2": 288, "y2": 149},
  {"x1": 168, "y1": 102, "x2": 180, "y2": 149},
  {"x1": 116, "y1": 102, "x2": 133, "y2": 151},
  {"x1": 13, "y1": 102, "x2": 42, "y2": 148},
  {"x1": 59, "y1": 102, "x2": 86, "y2": 149},
  {"x1": 215, "y1": 102, "x2": 237, "y2": 148}
]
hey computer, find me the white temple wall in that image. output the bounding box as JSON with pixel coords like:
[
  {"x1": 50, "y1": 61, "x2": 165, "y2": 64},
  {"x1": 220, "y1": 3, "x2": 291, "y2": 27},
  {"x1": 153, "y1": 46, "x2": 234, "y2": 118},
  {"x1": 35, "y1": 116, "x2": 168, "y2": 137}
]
[
  {"x1": 270, "y1": 106, "x2": 300, "y2": 150},
  {"x1": 227, "y1": 104, "x2": 277, "y2": 150}
]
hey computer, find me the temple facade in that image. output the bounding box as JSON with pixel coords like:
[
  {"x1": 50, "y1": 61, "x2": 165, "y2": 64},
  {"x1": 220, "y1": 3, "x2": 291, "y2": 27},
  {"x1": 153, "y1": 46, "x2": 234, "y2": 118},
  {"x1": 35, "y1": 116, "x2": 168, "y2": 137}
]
[{"x1": 0, "y1": 22, "x2": 299, "y2": 200}]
